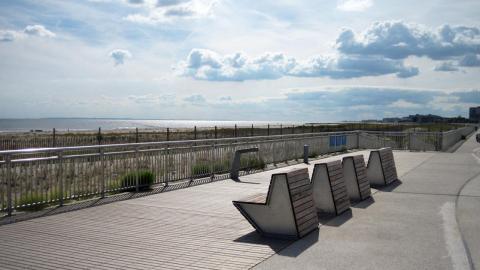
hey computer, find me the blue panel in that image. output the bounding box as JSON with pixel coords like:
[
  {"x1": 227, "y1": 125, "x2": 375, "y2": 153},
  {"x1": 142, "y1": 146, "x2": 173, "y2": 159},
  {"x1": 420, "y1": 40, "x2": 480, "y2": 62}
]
[
  {"x1": 330, "y1": 135, "x2": 346, "y2": 147},
  {"x1": 329, "y1": 136, "x2": 335, "y2": 147}
]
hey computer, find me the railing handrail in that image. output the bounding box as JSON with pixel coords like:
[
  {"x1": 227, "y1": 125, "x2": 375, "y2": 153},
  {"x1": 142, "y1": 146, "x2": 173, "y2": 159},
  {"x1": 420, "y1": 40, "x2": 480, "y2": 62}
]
[
  {"x1": 0, "y1": 130, "x2": 358, "y2": 155},
  {"x1": 0, "y1": 126, "x2": 471, "y2": 156}
]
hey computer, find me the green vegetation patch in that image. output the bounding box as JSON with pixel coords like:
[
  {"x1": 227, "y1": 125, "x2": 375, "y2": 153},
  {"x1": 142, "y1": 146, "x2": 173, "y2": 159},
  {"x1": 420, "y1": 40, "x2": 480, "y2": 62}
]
[{"x1": 118, "y1": 170, "x2": 155, "y2": 191}]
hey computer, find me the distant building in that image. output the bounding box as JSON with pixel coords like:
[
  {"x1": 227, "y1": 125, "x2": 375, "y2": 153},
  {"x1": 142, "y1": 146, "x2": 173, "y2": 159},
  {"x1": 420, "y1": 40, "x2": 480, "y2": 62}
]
[
  {"x1": 383, "y1": 113, "x2": 472, "y2": 123},
  {"x1": 469, "y1": 107, "x2": 480, "y2": 122}
]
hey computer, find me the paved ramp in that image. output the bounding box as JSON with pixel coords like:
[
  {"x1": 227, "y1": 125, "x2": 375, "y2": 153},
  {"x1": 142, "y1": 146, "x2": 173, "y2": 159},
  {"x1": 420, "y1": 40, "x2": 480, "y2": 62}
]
[{"x1": 256, "y1": 132, "x2": 480, "y2": 270}]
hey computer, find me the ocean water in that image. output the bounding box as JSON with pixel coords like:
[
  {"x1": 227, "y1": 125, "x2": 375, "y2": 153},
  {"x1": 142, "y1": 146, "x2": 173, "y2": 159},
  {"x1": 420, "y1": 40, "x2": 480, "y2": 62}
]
[{"x1": 0, "y1": 118, "x2": 301, "y2": 132}]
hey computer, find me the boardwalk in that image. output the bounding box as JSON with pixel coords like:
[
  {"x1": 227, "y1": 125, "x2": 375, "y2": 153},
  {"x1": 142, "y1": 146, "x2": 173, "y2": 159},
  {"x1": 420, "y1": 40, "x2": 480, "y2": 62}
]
[{"x1": 1, "y1": 133, "x2": 480, "y2": 269}]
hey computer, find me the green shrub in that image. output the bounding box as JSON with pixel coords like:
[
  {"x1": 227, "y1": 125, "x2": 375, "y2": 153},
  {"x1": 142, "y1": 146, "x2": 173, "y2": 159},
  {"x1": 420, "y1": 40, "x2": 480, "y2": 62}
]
[
  {"x1": 213, "y1": 160, "x2": 230, "y2": 172},
  {"x1": 191, "y1": 160, "x2": 230, "y2": 177},
  {"x1": 240, "y1": 156, "x2": 266, "y2": 170},
  {"x1": 192, "y1": 163, "x2": 210, "y2": 176},
  {"x1": 17, "y1": 189, "x2": 67, "y2": 211},
  {"x1": 308, "y1": 152, "x2": 319, "y2": 158},
  {"x1": 18, "y1": 193, "x2": 48, "y2": 211},
  {"x1": 119, "y1": 170, "x2": 155, "y2": 191}
]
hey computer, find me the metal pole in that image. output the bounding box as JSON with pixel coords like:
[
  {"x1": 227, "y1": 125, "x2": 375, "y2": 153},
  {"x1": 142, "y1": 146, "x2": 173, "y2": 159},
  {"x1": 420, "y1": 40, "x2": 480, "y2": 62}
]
[
  {"x1": 97, "y1": 127, "x2": 102, "y2": 145},
  {"x1": 234, "y1": 124, "x2": 237, "y2": 137},
  {"x1": 267, "y1": 124, "x2": 270, "y2": 136},
  {"x1": 210, "y1": 144, "x2": 215, "y2": 180},
  {"x1": 135, "y1": 127, "x2": 139, "y2": 143},
  {"x1": 194, "y1": 126, "x2": 197, "y2": 140},
  {"x1": 311, "y1": 124, "x2": 314, "y2": 133},
  {"x1": 251, "y1": 124, "x2": 254, "y2": 137},
  {"x1": 6, "y1": 154, "x2": 12, "y2": 216},
  {"x1": 280, "y1": 124, "x2": 283, "y2": 135},
  {"x1": 292, "y1": 125, "x2": 295, "y2": 134},
  {"x1": 167, "y1": 128, "x2": 170, "y2": 141},
  {"x1": 164, "y1": 145, "x2": 169, "y2": 187},
  {"x1": 303, "y1": 145, "x2": 309, "y2": 164},
  {"x1": 53, "y1": 128, "x2": 56, "y2": 147},
  {"x1": 100, "y1": 148, "x2": 105, "y2": 198},
  {"x1": 214, "y1": 126, "x2": 217, "y2": 139},
  {"x1": 135, "y1": 147, "x2": 139, "y2": 192},
  {"x1": 58, "y1": 151, "x2": 64, "y2": 206}
]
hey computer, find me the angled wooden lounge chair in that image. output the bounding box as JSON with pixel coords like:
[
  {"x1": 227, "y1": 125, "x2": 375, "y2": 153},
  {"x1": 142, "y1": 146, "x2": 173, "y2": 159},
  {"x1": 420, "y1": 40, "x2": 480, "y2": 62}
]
[
  {"x1": 342, "y1": 155, "x2": 371, "y2": 202},
  {"x1": 311, "y1": 160, "x2": 350, "y2": 215},
  {"x1": 232, "y1": 168, "x2": 319, "y2": 239},
  {"x1": 366, "y1": 147, "x2": 398, "y2": 186}
]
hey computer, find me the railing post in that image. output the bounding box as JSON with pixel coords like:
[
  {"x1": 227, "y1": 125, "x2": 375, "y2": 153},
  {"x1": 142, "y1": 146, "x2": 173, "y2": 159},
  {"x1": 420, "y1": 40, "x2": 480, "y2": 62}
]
[
  {"x1": 251, "y1": 124, "x2": 254, "y2": 137},
  {"x1": 164, "y1": 145, "x2": 169, "y2": 187},
  {"x1": 357, "y1": 131, "x2": 360, "y2": 149},
  {"x1": 210, "y1": 143, "x2": 215, "y2": 181},
  {"x1": 166, "y1": 128, "x2": 170, "y2": 141},
  {"x1": 58, "y1": 151, "x2": 64, "y2": 206},
  {"x1": 194, "y1": 126, "x2": 197, "y2": 140},
  {"x1": 97, "y1": 127, "x2": 102, "y2": 145},
  {"x1": 53, "y1": 128, "x2": 56, "y2": 147},
  {"x1": 100, "y1": 148, "x2": 105, "y2": 198},
  {"x1": 438, "y1": 132, "x2": 443, "y2": 151},
  {"x1": 214, "y1": 126, "x2": 218, "y2": 139},
  {"x1": 135, "y1": 127, "x2": 139, "y2": 143},
  {"x1": 280, "y1": 124, "x2": 283, "y2": 135},
  {"x1": 234, "y1": 124, "x2": 237, "y2": 137},
  {"x1": 135, "y1": 146, "x2": 139, "y2": 192},
  {"x1": 303, "y1": 145, "x2": 309, "y2": 164},
  {"x1": 6, "y1": 154, "x2": 12, "y2": 216},
  {"x1": 267, "y1": 124, "x2": 270, "y2": 136}
]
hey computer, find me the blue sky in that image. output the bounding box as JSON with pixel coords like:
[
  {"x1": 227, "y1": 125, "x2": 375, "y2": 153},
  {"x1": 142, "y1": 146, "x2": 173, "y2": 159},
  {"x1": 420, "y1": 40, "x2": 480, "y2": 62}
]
[{"x1": 0, "y1": 0, "x2": 479, "y2": 121}]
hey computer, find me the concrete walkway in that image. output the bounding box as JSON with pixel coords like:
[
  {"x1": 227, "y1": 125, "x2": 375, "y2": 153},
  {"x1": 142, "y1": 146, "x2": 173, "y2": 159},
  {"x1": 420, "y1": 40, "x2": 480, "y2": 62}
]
[
  {"x1": 255, "y1": 132, "x2": 480, "y2": 270},
  {"x1": 0, "y1": 133, "x2": 479, "y2": 269}
]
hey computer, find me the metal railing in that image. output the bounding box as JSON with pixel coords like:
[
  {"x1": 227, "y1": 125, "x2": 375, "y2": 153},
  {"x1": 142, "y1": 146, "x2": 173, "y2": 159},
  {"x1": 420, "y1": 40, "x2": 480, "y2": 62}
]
[{"x1": 0, "y1": 127, "x2": 475, "y2": 215}]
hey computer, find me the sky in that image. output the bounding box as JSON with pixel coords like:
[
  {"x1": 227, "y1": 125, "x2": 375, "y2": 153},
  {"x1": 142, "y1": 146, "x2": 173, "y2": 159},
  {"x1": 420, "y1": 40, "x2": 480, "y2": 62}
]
[{"x1": 0, "y1": 0, "x2": 480, "y2": 121}]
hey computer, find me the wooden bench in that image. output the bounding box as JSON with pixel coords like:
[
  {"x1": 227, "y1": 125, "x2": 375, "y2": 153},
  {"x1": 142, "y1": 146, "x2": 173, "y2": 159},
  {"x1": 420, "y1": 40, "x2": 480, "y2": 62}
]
[
  {"x1": 311, "y1": 160, "x2": 351, "y2": 215},
  {"x1": 342, "y1": 155, "x2": 371, "y2": 201},
  {"x1": 366, "y1": 147, "x2": 398, "y2": 186},
  {"x1": 232, "y1": 168, "x2": 318, "y2": 239}
]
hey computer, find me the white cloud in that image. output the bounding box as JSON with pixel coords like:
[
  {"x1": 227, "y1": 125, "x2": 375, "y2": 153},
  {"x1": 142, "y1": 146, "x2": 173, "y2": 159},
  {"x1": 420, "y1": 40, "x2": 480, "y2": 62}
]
[
  {"x1": 337, "y1": 0, "x2": 373, "y2": 12},
  {"x1": 176, "y1": 48, "x2": 419, "y2": 81},
  {"x1": 124, "y1": 0, "x2": 217, "y2": 23},
  {"x1": 0, "y1": 25, "x2": 55, "y2": 42},
  {"x1": 183, "y1": 94, "x2": 207, "y2": 105},
  {"x1": 459, "y1": 54, "x2": 480, "y2": 67},
  {"x1": 109, "y1": 49, "x2": 132, "y2": 65},
  {"x1": 434, "y1": 62, "x2": 460, "y2": 72},
  {"x1": 23, "y1": 25, "x2": 56, "y2": 38},
  {"x1": 128, "y1": 94, "x2": 175, "y2": 104},
  {"x1": 0, "y1": 30, "x2": 18, "y2": 42},
  {"x1": 336, "y1": 21, "x2": 480, "y2": 60},
  {"x1": 388, "y1": 99, "x2": 423, "y2": 109}
]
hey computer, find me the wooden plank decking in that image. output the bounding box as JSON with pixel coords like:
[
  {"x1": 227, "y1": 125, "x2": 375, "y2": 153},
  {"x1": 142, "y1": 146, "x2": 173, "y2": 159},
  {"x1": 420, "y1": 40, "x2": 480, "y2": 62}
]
[{"x1": 0, "y1": 150, "x2": 412, "y2": 270}]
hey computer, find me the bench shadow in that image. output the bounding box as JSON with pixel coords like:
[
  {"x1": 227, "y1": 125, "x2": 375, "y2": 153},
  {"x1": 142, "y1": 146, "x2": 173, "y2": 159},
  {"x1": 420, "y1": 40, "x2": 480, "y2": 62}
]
[
  {"x1": 374, "y1": 179, "x2": 403, "y2": 192},
  {"x1": 317, "y1": 209, "x2": 353, "y2": 227},
  {"x1": 234, "y1": 231, "x2": 293, "y2": 252},
  {"x1": 275, "y1": 229, "x2": 319, "y2": 258},
  {"x1": 234, "y1": 229, "x2": 320, "y2": 258},
  {"x1": 232, "y1": 178, "x2": 261, "y2": 184},
  {"x1": 351, "y1": 196, "x2": 375, "y2": 209}
]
